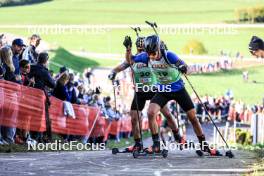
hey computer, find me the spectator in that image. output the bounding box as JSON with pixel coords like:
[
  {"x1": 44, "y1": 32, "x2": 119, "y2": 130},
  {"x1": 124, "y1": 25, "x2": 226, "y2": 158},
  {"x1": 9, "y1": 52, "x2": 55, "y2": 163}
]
[
  {"x1": 54, "y1": 66, "x2": 68, "y2": 80},
  {"x1": 0, "y1": 46, "x2": 18, "y2": 144},
  {"x1": 22, "y1": 34, "x2": 41, "y2": 64},
  {"x1": 19, "y1": 59, "x2": 34, "y2": 86},
  {"x1": 53, "y1": 71, "x2": 70, "y2": 101},
  {"x1": 28, "y1": 52, "x2": 55, "y2": 91},
  {"x1": 28, "y1": 52, "x2": 55, "y2": 142},
  {"x1": 0, "y1": 35, "x2": 4, "y2": 79},
  {"x1": 84, "y1": 68, "x2": 93, "y2": 85},
  {"x1": 11, "y1": 38, "x2": 25, "y2": 77},
  {"x1": 243, "y1": 71, "x2": 248, "y2": 82},
  {"x1": 0, "y1": 66, "x2": 4, "y2": 80},
  {"x1": 0, "y1": 46, "x2": 16, "y2": 83},
  {"x1": 65, "y1": 73, "x2": 77, "y2": 104},
  {"x1": 0, "y1": 34, "x2": 4, "y2": 48}
]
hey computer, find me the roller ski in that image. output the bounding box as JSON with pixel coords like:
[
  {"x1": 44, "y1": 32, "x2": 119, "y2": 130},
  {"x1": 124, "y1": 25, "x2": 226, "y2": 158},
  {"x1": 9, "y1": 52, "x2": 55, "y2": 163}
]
[
  {"x1": 195, "y1": 148, "x2": 223, "y2": 157},
  {"x1": 112, "y1": 142, "x2": 143, "y2": 155},
  {"x1": 195, "y1": 148, "x2": 234, "y2": 158},
  {"x1": 132, "y1": 142, "x2": 168, "y2": 159},
  {"x1": 194, "y1": 141, "x2": 233, "y2": 158}
]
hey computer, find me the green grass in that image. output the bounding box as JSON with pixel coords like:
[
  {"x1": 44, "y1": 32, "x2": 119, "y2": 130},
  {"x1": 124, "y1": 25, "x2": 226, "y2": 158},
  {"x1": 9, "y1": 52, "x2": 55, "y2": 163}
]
[
  {"x1": 0, "y1": 0, "x2": 264, "y2": 55},
  {"x1": 0, "y1": 0, "x2": 263, "y2": 24},
  {"x1": 3, "y1": 27, "x2": 264, "y2": 57},
  {"x1": 185, "y1": 65, "x2": 264, "y2": 105},
  {"x1": 49, "y1": 47, "x2": 119, "y2": 72},
  {"x1": 106, "y1": 131, "x2": 151, "y2": 149},
  {"x1": 0, "y1": 131, "x2": 151, "y2": 153}
]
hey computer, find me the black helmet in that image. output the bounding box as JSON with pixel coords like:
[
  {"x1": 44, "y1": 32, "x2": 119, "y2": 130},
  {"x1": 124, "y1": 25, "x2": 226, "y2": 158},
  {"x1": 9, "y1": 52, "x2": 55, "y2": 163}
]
[
  {"x1": 144, "y1": 35, "x2": 160, "y2": 54},
  {"x1": 135, "y1": 37, "x2": 145, "y2": 49},
  {"x1": 249, "y1": 36, "x2": 264, "y2": 52}
]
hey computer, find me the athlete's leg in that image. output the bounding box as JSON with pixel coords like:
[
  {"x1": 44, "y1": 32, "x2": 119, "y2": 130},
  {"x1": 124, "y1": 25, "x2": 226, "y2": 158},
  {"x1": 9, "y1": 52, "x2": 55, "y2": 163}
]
[
  {"x1": 175, "y1": 88, "x2": 216, "y2": 153},
  {"x1": 130, "y1": 110, "x2": 141, "y2": 140},
  {"x1": 147, "y1": 93, "x2": 170, "y2": 152},
  {"x1": 160, "y1": 106, "x2": 185, "y2": 145},
  {"x1": 147, "y1": 103, "x2": 160, "y2": 138},
  {"x1": 186, "y1": 108, "x2": 203, "y2": 137},
  {"x1": 128, "y1": 93, "x2": 146, "y2": 151}
]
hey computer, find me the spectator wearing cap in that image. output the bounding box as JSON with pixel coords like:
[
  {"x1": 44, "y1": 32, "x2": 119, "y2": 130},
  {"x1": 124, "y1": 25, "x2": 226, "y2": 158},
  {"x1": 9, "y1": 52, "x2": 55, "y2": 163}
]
[
  {"x1": 249, "y1": 36, "x2": 264, "y2": 58},
  {"x1": 22, "y1": 34, "x2": 41, "y2": 64},
  {"x1": 28, "y1": 52, "x2": 55, "y2": 91},
  {"x1": 11, "y1": 38, "x2": 25, "y2": 78}
]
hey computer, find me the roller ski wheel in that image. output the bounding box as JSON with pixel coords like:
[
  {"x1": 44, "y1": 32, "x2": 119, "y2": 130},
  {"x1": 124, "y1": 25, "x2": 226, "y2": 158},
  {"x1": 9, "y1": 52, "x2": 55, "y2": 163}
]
[
  {"x1": 225, "y1": 150, "x2": 234, "y2": 158},
  {"x1": 144, "y1": 145, "x2": 160, "y2": 154},
  {"x1": 112, "y1": 148, "x2": 119, "y2": 155},
  {"x1": 133, "y1": 150, "x2": 140, "y2": 158},
  {"x1": 142, "y1": 146, "x2": 168, "y2": 158},
  {"x1": 161, "y1": 149, "x2": 168, "y2": 158},
  {"x1": 196, "y1": 150, "x2": 204, "y2": 157}
]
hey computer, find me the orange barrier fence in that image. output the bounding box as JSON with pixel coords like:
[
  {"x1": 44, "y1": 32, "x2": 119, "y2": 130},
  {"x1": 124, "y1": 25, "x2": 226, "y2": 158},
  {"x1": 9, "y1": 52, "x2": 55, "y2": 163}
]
[
  {"x1": 120, "y1": 115, "x2": 132, "y2": 133},
  {"x1": 0, "y1": 80, "x2": 163, "y2": 140},
  {"x1": 49, "y1": 96, "x2": 100, "y2": 136},
  {"x1": 0, "y1": 80, "x2": 46, "y2": 132}
]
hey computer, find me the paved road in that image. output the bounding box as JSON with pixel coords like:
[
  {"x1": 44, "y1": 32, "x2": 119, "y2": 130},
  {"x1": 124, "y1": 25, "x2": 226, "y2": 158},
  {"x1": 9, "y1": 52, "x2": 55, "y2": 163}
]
[
  {"x1": 0, "y1": 123, "x2": 261, "y2": 176},
  {"x1": 0, "y1": 149, "x2": 258, "y2": 176}
]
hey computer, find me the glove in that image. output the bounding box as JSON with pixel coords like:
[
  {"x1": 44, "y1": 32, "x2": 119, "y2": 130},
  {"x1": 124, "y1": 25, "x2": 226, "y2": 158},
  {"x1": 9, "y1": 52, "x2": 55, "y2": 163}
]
[
  {"x1": 178, "y1": 64, "x2": 188, "y2": 74},
  {"x1": 108, "y1": 71, "x2": 116, "y2": 80},
  {"x1": 123, "y1": 36, "x2": 132, "y2": 49}
]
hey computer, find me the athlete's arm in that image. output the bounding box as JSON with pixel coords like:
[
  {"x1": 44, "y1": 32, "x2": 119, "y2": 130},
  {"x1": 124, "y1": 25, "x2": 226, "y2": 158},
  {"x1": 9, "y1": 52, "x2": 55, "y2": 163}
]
[
  {"x1": 167, "y1": 51, "x2": 185, "y2": 66},
  {"x1": 108, "y1": 60, "x2": 130, "y2": 80},
  {"x1": 125, "y1": 47, "x2": 133, "y2": 65},
  {"x1": 109, "y1": 36, "x2": 133, "y2": 80},
  {"x1": 113, "y1": 61, "x2": 130, "y2": 73},
  {"x1": 167, "y1": 51, "x2": 188, "y2": 74}
]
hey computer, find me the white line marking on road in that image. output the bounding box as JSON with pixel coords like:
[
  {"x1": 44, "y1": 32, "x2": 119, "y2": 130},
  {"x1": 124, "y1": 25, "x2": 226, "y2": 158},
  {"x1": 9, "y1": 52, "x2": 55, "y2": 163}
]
[
  {"x1": 160, "y1": 168, "x2": 253, "y2": 173},
  {"x1": 0, "y1": 158, "x2": 36, "y2": 161}
]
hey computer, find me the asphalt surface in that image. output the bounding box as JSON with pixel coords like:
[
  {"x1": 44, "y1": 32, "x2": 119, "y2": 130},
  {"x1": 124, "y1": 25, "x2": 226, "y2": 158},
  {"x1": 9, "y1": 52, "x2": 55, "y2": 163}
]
[
  {"x1": 0, "y1": 123, "x2": 260, "y2": 176},
  {"x1": 0, "y1": 149, "x2": 258, "y2": 176}
]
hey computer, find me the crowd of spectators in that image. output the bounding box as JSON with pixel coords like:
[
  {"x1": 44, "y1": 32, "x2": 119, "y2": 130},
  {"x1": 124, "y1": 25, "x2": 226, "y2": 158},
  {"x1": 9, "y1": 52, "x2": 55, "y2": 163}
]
[
  {"x1": 177, "y1": 90, "x2": 264, "y2": 125},
  {"x1": 188, "y1": 54, "x2": 233, "y2": 74},
  {"x1": 0, "y1": 34, "x2": 123, "y2": 145}
]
